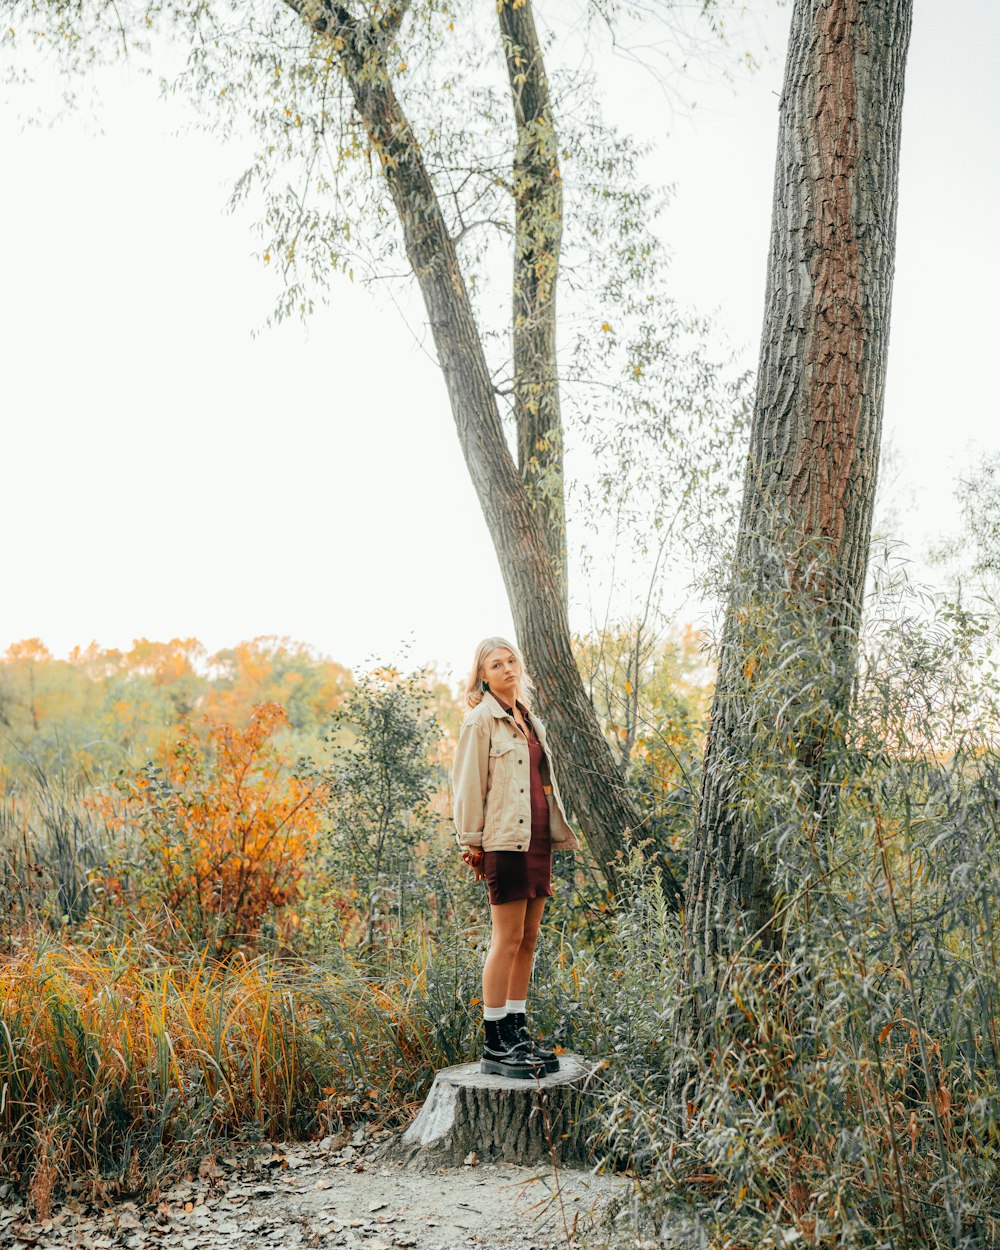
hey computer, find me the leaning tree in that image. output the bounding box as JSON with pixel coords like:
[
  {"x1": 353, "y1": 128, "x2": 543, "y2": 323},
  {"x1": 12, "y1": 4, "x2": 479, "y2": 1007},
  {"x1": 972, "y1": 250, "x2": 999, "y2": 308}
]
[
  {"x1": 6, "y1": 0, "x2": 747, "y2": 898},
  {"x1": 686, "y1": 0, "x2": 914, "y2": 981}
]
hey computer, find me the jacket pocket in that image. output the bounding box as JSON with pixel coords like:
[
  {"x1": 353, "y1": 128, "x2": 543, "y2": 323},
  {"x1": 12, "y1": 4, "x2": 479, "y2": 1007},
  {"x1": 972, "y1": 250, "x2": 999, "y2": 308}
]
[
  {"x1": 484, "y1": 739, "x2": 514, "y2": 836},
  {"x1": 487, "y1": 739, "x2": 514, "y2": 789},
  {"x1": 489, "y1": 740, "x2": 515, "y2": 757}
]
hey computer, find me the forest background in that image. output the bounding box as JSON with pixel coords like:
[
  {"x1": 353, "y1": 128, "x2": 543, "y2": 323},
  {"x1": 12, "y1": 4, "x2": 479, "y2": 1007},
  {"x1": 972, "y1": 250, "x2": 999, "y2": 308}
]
[{"x1": 2, "y1": 2, "x2": 1000, "y2": 1249}]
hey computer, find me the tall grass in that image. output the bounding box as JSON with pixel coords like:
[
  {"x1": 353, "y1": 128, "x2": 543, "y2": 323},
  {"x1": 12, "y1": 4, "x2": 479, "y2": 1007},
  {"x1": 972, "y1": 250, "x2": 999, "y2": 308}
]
[
  {"x1": 0, "y1": 919, "x2": 489, "y2": 1207},
  {"x1": 0, "y1": 764, "x2": 114, "y2": 930}
]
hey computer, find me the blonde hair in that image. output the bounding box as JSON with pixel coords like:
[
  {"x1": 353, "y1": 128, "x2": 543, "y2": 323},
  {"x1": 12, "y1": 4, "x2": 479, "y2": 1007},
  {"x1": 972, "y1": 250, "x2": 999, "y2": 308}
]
[{"x1": 464, "y1": 636, "x2": 535, "y2": 710}]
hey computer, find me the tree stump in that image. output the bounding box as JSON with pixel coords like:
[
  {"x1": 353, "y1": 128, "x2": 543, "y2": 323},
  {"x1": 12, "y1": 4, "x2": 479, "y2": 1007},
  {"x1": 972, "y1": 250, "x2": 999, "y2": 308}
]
[{"x1": 381, "y1": 1053, "x2": 603, "y2": 1171}]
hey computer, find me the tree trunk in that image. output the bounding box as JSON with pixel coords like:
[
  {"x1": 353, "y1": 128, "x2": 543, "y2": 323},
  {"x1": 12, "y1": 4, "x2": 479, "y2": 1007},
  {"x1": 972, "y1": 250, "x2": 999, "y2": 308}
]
[
  {"x1": 288, "y1": 0, "x2": 682, "y2": 902},
  {"x1": 383, "y1": 1053, "x2": 600, "y2": 1169},
  {"x1": 687, "y1": 0, "x2": 913, "y2": 980},
  {"x1": 498, "y1": 0, "x2": 568, "y2": 616}
]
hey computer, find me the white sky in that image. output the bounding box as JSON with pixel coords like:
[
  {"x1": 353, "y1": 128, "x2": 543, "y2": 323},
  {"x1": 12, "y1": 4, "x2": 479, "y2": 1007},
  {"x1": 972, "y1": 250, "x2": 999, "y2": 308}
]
[{"x1": 3, "y1": 1, "x2": 998, "y2": 680}]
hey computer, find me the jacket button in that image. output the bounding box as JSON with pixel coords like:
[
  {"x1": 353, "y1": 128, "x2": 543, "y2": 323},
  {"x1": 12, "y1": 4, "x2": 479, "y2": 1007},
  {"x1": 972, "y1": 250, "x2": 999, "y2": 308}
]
[
  {"x1": 519, "y1": 818, "x2": 524, "y2": 824},
  {"x1": 518, "y1": 759, "x2": 523, "y2": 764},
  {"x1": 520, "y1": 788, "x2": 524, "y2": 793},
  {"x1": 516, "y1": 844, "x2": 522, "y2": 849}
]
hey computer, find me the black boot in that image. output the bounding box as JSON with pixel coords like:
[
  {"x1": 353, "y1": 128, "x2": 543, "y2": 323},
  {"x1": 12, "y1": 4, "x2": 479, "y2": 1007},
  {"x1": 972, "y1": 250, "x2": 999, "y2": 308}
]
[
  {"x1": 504, "y1": 1011, "x2": 560, "y2": 1074},
  {"x1": 481, "y1": 1016, "x2": 546, "y2": 1079}
]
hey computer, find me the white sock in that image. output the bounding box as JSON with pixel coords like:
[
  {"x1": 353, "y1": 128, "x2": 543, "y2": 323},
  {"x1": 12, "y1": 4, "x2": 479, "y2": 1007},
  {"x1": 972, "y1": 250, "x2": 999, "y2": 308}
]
[
  {"x1": 483, "y1": 1004, "x2": 507, "y2": 1021},
  {"x1": 506, "y1": 999, "x2": 527, "y2": 1013}
]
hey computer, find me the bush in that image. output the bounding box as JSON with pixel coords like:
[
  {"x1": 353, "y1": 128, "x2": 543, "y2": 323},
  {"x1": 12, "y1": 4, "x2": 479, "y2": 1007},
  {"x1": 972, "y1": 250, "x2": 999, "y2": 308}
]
[
  {"x1": 86, "y1": 703, "x2": 327, "y2": 952},
  {"x1": 303, "y1": 668, "x2": 440, "y2": 950},
  {"x1": 572, "y1": 578, "x2": 1000, "y2": 1250}
]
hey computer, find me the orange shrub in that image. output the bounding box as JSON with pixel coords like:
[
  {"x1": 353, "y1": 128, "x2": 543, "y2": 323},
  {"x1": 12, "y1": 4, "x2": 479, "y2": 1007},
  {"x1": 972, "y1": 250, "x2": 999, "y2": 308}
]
[{"x1": 89, "y1": 702, "x2": 327, "y2": 948}]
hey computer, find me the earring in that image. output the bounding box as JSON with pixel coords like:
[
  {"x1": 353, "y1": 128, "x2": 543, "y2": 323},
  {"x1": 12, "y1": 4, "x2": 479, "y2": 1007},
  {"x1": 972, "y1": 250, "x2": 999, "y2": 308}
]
[{"x1": 481, "y1": 679, "x2": 489, "y2": 693}]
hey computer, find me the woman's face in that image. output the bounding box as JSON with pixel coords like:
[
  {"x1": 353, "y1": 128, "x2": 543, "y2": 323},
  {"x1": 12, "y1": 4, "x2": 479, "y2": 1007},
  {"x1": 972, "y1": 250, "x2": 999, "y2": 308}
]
[{"x1": 482, "y1": 647, "x2": 520, "y2": 703}]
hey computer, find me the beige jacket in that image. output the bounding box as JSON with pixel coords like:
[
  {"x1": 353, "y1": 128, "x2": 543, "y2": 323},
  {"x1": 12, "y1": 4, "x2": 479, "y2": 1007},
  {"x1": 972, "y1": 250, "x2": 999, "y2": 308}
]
[{"x1": 451, "y1": 692, "x2": 580, "y2": 855}]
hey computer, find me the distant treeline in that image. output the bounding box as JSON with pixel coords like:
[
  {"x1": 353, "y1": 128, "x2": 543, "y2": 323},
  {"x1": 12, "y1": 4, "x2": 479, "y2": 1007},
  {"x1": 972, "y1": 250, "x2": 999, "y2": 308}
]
[
  {"x1": 0, "y1": 628, "x2": 709, "y2": 796},
  {"x1": 0, "y1": 635, "x2": 460, "y2": 785}
]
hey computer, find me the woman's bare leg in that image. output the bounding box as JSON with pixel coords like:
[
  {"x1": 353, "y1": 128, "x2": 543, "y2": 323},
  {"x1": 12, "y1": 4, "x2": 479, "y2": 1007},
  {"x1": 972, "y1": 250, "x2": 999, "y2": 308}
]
[
  {"x1": 483, "y1": 899, "x2": 527, "y2": 1008},
  {"x1": 507, "y1": 896, "x2": 547, "y2": 1001}
]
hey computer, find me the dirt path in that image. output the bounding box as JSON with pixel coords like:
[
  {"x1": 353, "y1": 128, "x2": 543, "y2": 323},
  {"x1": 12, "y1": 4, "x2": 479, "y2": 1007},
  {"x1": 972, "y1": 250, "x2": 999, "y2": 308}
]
[{"x1": 0, "y1": 1128, "x2": 638, "y2": 1250}]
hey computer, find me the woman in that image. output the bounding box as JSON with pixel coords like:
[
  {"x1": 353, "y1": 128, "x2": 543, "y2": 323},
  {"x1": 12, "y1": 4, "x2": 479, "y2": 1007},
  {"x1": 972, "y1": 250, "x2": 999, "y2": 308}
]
[{"x1": 451, "y1": 636, "x2": 580, "y2": 1078}]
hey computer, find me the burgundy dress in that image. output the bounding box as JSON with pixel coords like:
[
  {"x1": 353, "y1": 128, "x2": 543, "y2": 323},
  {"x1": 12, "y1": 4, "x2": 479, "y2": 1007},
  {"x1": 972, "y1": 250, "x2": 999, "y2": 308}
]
[{"x1": 484, "y1": 709, "x2": 553, "y2": 905}]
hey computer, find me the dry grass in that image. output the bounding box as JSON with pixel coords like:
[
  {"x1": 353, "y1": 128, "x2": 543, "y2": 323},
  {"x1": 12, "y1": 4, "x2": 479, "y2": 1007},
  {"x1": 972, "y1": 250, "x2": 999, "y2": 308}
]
[{"x1": 0, "y1": 926, "x2": 478, "y2": 1211}]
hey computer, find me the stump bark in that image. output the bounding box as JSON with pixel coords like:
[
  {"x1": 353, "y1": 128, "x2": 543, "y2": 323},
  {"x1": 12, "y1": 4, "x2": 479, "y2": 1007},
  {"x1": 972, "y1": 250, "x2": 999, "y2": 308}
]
[{"x1": 382, "y1": 1053, "x2": 602, "y2": 1170}]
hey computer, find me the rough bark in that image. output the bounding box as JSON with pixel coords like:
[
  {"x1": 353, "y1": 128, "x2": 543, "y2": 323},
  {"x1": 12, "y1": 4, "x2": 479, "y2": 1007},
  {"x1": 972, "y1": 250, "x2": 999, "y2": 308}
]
[
  {"x1": 687, "y1": 0, "x2": 913, "y2": 979},
  {"x1": 498, "y1": 0, "x2": 568, "y2": 614},
  {"x1": 285, "y1": 0, "x2": 682, "y2": 902},
  {"x1": 383, "y1": 1054, "x2": 601, "y2": 1169}
]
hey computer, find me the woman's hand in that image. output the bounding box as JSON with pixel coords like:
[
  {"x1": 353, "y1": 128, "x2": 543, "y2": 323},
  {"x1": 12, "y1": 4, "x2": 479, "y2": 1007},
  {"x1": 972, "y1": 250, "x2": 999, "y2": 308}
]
[{"x1": 462, "y1": 849, "x2": 487, "y2": 883}]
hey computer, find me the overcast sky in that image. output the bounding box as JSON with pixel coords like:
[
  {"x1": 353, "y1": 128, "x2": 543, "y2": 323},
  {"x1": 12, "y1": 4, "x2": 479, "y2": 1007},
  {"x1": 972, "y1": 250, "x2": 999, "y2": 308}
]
[{"x1": 3, "y1": 1, "x2": 998, "y2": 680}]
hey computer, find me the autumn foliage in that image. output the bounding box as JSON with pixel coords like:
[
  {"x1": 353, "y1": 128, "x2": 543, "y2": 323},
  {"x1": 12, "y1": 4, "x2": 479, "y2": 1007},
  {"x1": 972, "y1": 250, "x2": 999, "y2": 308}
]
[
  {"x1": 0, "y1": 634, "x2": 352, "y2": 783},
  {"x1": 89, "y1": 703, "x2": 327, "y2": 949}
]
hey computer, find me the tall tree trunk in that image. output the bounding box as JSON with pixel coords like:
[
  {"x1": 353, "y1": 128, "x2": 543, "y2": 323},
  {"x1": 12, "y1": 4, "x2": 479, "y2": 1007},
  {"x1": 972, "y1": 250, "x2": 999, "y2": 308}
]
[
  {"x1": 287, "y1": 0, "x2": 682, "y2": 902},
  {"x1": 498, "y1": 0, "x2": 568, "y2": 616},
  {"x1": 686, "y1": 0, "x2": 913, "y2": 979}
]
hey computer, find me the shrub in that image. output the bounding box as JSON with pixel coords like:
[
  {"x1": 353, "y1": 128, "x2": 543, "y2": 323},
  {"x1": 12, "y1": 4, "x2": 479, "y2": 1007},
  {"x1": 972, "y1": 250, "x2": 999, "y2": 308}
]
[
  {"x1": 304, "y1": 668, "x2": 440, "y2": 950},
  {"x1": 87, "y1": 703, "x2": 327, "y2": 951},
  {"x1": 572, "y1": 578, "x2": 1000, "y2": 1250}
]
